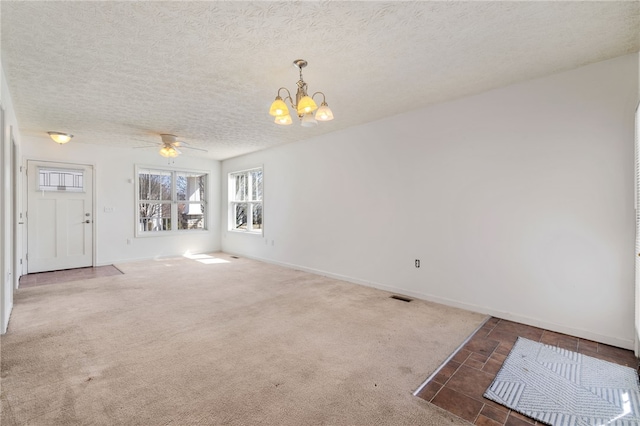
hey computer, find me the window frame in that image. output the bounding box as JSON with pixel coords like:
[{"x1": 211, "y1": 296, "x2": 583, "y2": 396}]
[
  {"x1": 228, "y1": 166, "x2": 263, "y2": 235},
  {"x1": 135, "y1": 165, "x2": 209, "y2": 237}
]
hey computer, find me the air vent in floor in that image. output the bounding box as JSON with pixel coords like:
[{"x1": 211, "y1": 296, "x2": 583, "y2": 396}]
[{"x1": 390, "y1": 295, "x2": 412, "y2": 302}]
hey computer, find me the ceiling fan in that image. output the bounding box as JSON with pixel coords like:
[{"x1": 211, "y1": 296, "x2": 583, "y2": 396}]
[{"x1": 134, "y1": 134, "x2": 208, "y2": 158}]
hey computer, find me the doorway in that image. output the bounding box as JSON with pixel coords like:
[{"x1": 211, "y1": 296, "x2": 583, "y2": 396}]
[{"x1": 26, "y1": 161, "x2": 94, "y2": 273}]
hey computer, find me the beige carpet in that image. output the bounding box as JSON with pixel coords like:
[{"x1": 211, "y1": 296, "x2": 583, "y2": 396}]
[{"x1": 1, "y1": 253, "x2": 485, "y2": 425}]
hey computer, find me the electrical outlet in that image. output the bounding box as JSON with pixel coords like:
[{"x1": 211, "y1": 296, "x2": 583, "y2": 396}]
[{"x1": 415, "y1": 259, "x2": 420, "y2": 268}]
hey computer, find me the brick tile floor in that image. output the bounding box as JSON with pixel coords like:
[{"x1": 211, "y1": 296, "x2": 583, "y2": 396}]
[
  {"x1": 19, "y1": 265, "x2": 122, "y2": 288},
  {"x1": 416, "y1": 317, "x2": 639, "y2": 425}
]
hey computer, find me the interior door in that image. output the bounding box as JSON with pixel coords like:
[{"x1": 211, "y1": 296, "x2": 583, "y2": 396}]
[{"x1": 27, "y1": 161, "x2": 93, "y2": 273}]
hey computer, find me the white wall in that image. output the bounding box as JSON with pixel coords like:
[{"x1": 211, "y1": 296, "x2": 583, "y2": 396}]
[
  {"x1": 20, "y1": 138, "x2": 221, "y2": 266},
  {"x1": 222, "y1": 53, "x2": 639, "y2": 349},
  {"x1": 0, "y1": 63, "x2": 21, "y2": 333}
]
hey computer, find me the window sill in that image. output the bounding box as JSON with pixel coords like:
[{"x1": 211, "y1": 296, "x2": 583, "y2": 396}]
[
  {"x1": 135, "y1": 229, "x2": 210, "y2": 238},
  {"x1": 228, "y1": 229, "x2": 263, "y2": 236}
]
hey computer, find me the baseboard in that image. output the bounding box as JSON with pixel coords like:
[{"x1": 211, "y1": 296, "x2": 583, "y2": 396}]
[{"x1": 221, "y1": 251, "x2": 635, "y2": 351}]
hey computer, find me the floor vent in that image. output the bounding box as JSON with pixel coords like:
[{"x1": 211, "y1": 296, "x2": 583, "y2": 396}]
[{"x1": 390, "y1": 295, "x2": 412, "y2": 302}]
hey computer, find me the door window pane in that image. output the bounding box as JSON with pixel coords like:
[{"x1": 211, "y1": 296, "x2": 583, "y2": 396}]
[{"x1": 38, "y1": 168, "x2": 84, "y2": 192}]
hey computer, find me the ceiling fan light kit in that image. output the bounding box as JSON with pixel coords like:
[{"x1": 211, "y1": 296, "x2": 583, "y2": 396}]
[
  {"x1": 269, "y1": 59, "x2": 334, "y2": 126},
  {"x1": 129, "y1": 133, "x2": 206, "y2": 159},
  {"x1": 47, "y1": 131, "x2": 73, "y2": 144},
  {"x1": 159, "y1": 145, "x2": 180, "y2": 158},
  {"x1": 158, "y1": 134, "x2": 182, "y2": 158}
]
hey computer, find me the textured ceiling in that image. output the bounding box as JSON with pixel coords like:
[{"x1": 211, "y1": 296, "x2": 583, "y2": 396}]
[{"x1": 2, "y1": 1, "x2": 639, "y2": 160}]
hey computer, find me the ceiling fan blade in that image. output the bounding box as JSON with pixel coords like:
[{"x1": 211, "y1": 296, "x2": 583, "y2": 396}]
[
  {"x1": 127, "y1": 135, "x2": 206, "y2": 155},
  {"x1": 179, "y1": 145, "x2": 208, "y2": 153}
]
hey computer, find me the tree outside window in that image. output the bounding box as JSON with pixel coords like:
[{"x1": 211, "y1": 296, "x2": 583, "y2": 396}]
[
  {"x1": 229, "y1": 168, "x2": 262, "y2": 233},
  {"x1": 137, "y1": 167, "x2": 207, "y2": 234}
]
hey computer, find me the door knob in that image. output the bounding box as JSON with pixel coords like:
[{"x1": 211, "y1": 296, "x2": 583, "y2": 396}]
[{"x1": 85, "y1": 220, "x2": 91, "y2": 224}]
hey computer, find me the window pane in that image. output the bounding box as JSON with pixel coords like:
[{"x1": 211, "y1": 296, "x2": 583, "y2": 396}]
[
  {"x1": 178, "y1": 203, "x2": 206, "y2": 230},
  {"x1": 38, "y1": 168, "x2": 84, "y2": 192},
  {"x1": 252, "y1": 203, "x2": 262, "y2": 230},
  {"x1": 139, "y1": 169, "x2": 172, "y2": 201},
  {"x1": 229, "y1": 168, "x2": 262, "y2": 232},
  {"x1": 139, "y1": 202, "x2": 171, "y2": 232},
  {"x1": 176, "y1": 174, "x2": 187, "y2": 201},
  {"x1": 233, "y1": 174, "x2": 247, "y2": 201},
  {"x1": 177, "y1": 172, "x2": 206, "y2": 202},
  {"x1": 251, "y1": 169, "x2": 262, "y2": 201},
  {"x1": 233, "y1": 203, "x2": 247, "y2": 230}
]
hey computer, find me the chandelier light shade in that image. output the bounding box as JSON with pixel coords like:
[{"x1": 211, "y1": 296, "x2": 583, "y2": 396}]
[
  {"x1": 274, "y1": 114, "x2": 293, "y2": 125},
  {"x1": 300, "y1": 113, "x2": 318, "y2": 127},
  {"x1": 47, "y1": 131, "x2": 73, "y2": 144},
  {"x1": 269, "y1": 97, "x2": 289, "y2": 117},
  {"x1": 269, "y1": 59, "x2": 334, "y2": 126},
  {"x1": 296, "y1": 96, "x2": 317, "y2": 115},
  {"x1": 315, "y1": 102, "x2": 334, "y2": 121}
]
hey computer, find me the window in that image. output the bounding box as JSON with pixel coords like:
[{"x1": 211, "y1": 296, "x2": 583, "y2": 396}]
[
  {"x1": 136, "y1": 167, "x2": 207, "y2": 234},
  {"x1": 38, "y1": 167, "x2": 84, "y2": 192},
  {"x1": 229, "y1": 167, "x2": 262, "y2": 233}
]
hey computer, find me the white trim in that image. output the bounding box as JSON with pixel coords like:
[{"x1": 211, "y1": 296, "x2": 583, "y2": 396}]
[
  {"x1": 227, "y1": 166, "x2": 263, "y2": 235},
  {"x1": 635, "y1": 101, "x2": 640, "y2": 356},
  {"x1": 225, "y1": 251, "x2": 636, "y2": 350},
  {"x1": 12, "y1": 127, "x2": 21, "y2": 290},
  {"x1": 0, "y1": 104, "x2": 9, "y2": 334}
]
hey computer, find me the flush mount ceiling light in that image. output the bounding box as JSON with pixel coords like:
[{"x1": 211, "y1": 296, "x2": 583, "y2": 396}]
[
  {"x1": 47, "y1": 131, "x2": 73, "y2": 144},
  {"x1": 269, "y1": 59, "x2": 334, "y2": 127}
]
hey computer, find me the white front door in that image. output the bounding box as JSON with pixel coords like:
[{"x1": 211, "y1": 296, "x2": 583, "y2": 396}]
[{"x1": 27, "y1": 161, "x2": 93, "y2": 273}]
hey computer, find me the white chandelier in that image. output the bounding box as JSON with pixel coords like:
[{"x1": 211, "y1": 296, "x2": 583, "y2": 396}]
[{"x1": 269, "y1": 59, "x2": 334, "y2": 127}]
